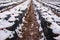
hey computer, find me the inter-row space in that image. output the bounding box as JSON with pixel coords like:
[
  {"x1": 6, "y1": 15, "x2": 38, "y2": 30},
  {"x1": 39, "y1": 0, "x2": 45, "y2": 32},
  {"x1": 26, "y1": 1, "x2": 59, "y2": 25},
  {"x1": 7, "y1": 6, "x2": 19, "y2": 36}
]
[
  {"x1": 0, "y1": 0, "x2": 27, "y2": 13},
  {"x1": 33, "y1": 0, "x2": 60, "y2": 40}
]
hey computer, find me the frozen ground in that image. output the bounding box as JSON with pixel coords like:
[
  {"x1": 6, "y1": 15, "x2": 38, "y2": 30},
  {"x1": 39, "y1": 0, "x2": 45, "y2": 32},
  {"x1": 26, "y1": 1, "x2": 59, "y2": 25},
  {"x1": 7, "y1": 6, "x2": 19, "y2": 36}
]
[
  {"x1": 0, "y1": 0, "x2": 60, "y2": 40},
  {"x1": 33, "y1": 0, "x2": 60, "y2": 40},
  {"x1": 0, "y1": 0, "x2": 30, "y2": 40}
]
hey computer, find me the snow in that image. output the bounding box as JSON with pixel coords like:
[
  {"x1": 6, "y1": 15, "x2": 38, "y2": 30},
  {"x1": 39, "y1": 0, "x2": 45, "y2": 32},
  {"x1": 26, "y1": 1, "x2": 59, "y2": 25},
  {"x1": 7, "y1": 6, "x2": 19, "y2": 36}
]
[
  {"x1": 50, "y1": 22, "x2": 60, "y2": 34},
  {"x1": 38, "y1": 2, "x2": 60, "y2": 34},
  {"x1": 41, "y1": 1, "x2": 60, "y2": 12},
  {"x1": 0, "y1": 0, "x2": 11, "y2": 3},
  {"x1": 33, "y1": 0, "x2": 60, "y2": 40},
  {"x1": 19, "y1": 24, "x2": 24, "y2": 30},
  {"x1": 40, "y1": 32, "x2": 46, "y2": 40},
  {"x1": 13, "y1": 0, "x2": 30, "y2": 10},
  {"x1": 54, "y1": 17, "x2": 60, "y2": 22},
  {"x1": 0, "y1": 0, "x2": 60, "y2": 40},
  {"x1": 0, "y1": 13, "x2": 7, "y2": 18},
  {"x1": 0, "y1": 0, "x2": 27, "y2": 7},
  {"x1": 0, "y1": 19, "x2": 14, "y2": 28},
  {"x1": 8, "y1": 16, "x2": 16, "y2": 21},
  {"x1": 33, "y1": 0, "x2": 47, "y2": 40},
  {"x1": 0, "y1": 2, "x2": 17, "y2": 7},
  {"x1": 54, "y1": 35, "x2": 60, "y2": 40},
  {"x1": 39, "y1": 2, "x2": 60, "y2": 40},
  {"x1": 39, "y1": 26, "x2": 43, "y2": 32},
  {"x1": 15, "y1": 26, "x2": 23, "y2": 38},
  {"x1": 15, "y1": 23, "x2": 24, "y2": 38},
  {"x1": 0, "y1": 29, "x2": 14, "y2": 40},
  {"x1": 0, "y1": 0, "x2": 30, "y2": 40},
  {"x1": 0, "y1": 0, "x2": 30, "y2": 28},
  {"x1": 22, "y1": 17, "x2": 28, "y2": 23},
  {"x1": 34, "y1": 11, "x2": 42, "y2": 31}
]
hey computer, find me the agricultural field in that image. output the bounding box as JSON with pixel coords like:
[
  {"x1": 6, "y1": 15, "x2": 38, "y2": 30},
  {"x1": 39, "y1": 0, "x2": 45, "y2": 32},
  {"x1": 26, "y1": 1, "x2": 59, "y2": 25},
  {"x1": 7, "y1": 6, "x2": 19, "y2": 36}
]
[{"x1": 0, "y1": 0, "x2": 60, "y2": 40}]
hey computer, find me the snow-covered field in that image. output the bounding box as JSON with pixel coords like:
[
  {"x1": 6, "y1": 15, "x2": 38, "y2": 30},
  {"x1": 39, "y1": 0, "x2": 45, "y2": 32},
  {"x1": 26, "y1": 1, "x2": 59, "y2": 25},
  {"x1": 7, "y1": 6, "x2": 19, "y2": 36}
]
[
  {"x1": 0, "y1": 2, "x2": 17, "y2": 6},
  {"x1": 0, "y1": 0, "x2": 26, "y2": 7},
  {"x1": 37, "y1": 0, "x2": 60, "y2": 12},
  {"x1": 0, "y1": 0, "x2": 60, "y2": 40},
  {"x1": 0, "y1": 0, "x2": 30, "y2": 40},
  {"x1": 0, "y1": 0, "x2": 24, "y2": 3},
  {"x1": 0, "y1": 0, "x2": 11, "y2": 3},
  {"x1": 33, "y1": 0, "x2": 60, "y2": 40}
]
